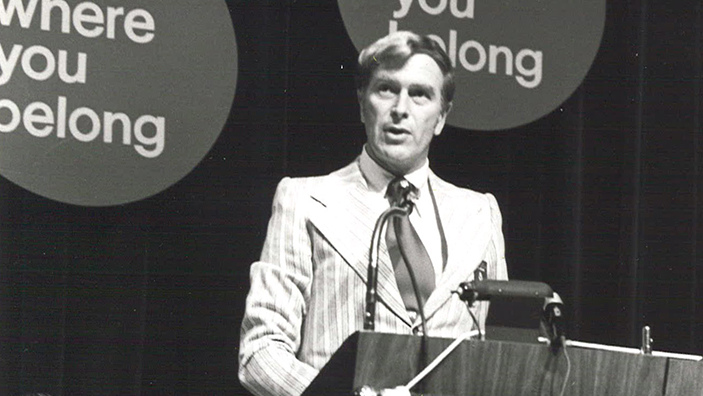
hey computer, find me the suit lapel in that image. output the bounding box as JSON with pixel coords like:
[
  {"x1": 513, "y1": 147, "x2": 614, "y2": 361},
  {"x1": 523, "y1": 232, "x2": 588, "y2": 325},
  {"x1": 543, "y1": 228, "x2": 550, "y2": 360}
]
[
  {"x1": 422, "y1": 173, "x2": 492, "y2": 321},
  {"x1": 307, "y1": 162, "x2": 410, "y2": 324},
  {"x1": 305, "y1": 165, "x2": 493, "y2": 327}
]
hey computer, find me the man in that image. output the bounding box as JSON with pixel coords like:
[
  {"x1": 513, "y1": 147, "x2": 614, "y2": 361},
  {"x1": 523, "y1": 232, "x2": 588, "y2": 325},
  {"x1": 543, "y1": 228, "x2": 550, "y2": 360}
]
[{"x1": 239, "y1": 31, "x2": 508, "y2": 396}]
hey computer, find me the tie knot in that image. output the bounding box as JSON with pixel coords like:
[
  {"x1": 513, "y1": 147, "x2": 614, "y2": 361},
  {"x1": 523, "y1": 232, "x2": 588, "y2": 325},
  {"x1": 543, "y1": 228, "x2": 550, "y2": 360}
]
[{"x1": 385, "y1": 177, "x2": 418, "y2": 207}]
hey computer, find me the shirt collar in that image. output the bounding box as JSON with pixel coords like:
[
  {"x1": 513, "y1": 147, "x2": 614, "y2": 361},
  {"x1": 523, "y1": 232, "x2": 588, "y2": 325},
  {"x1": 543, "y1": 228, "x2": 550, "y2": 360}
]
[{"x1": 359, "y1": 145, "x2": 429, "y2": 195}]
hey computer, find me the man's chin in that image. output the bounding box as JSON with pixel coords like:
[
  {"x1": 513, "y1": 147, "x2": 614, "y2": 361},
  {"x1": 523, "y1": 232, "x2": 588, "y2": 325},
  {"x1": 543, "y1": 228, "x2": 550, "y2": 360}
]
[
  {"x1": 380, "y1": 155, "x2": 421, "y2": 175},
  {"x1": 367, "y1": 144, "x2": 421, "y2": 173}
]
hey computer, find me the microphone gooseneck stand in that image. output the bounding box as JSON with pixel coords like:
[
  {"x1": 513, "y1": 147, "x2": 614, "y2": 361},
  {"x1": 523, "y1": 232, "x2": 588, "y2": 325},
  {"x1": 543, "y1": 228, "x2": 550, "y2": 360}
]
[
  {"x1": 364, "y1": 199, "x2": 429, "y2": 336},
  {"x1": 363, "y1": 201, "x2": 432, "y2": 395},
  {"x1": 363, "y1": 204, "x2": 411, "y2": 331}
]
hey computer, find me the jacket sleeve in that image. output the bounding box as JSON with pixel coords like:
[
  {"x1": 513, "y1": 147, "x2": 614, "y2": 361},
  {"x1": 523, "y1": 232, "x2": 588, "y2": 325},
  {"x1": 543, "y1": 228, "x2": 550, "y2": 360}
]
[{"x1": 238, "y1": 177, "x2": 319, "y2": 396}]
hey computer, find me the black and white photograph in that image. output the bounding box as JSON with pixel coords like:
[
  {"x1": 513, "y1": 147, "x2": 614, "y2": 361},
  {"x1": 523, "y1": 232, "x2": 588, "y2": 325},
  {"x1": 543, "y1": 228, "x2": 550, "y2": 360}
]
[{"x1": 1, "y1": 1, "x2": 702, "y2": 395}]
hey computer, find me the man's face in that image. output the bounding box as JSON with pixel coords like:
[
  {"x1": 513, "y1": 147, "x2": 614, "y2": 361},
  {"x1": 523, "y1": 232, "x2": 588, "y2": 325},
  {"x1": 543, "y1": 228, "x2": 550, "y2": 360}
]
[{"x1": 359, "y1": 53, "x2": 449, "y2": 175}]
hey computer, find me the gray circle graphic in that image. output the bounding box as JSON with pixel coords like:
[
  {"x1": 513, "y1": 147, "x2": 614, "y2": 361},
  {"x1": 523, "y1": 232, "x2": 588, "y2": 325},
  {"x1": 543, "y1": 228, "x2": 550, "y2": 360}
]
[
  {"x1": 338, "y1": 0, "x2": 605, "y2": 130},
  {"x1": 0, "y1": 0, "x2": 237, "y2": 206}
]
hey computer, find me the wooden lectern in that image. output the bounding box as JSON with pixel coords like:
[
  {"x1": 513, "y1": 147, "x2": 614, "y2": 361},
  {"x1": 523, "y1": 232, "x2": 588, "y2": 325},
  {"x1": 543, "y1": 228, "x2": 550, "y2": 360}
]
[{"x1": 303, "y1": 331, "x2": 703, "y2": 396}]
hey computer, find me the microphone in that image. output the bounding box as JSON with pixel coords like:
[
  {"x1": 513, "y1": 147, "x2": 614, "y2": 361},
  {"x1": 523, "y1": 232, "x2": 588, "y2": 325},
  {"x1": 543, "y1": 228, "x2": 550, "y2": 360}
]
[
  {"x1": 391, "y1": 178, "x2": 418, "y2": 212},
  {"x1": 454, "y1": 280, "x2": 554, "y2": 305},
  {"x1": 541, "y1": 292, "x2": 565, "y2": 349}
]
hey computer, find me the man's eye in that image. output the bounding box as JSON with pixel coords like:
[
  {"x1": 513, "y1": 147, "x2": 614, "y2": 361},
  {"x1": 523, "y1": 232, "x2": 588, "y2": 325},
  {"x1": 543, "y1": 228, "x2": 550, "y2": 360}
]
[
  {"x1": 411, "y1": 90, "x2": 431, "y2": 103},
  {"x1": 410, "y1": 89, "x2": 429, "y2": 99},
  {"x1": 377, "y1": 85, "x2": 394, "y2": 94}
]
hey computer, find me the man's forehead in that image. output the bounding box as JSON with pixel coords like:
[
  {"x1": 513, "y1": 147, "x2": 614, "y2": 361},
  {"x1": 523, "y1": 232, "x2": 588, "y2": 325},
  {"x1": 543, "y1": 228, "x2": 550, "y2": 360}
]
[
  {"x1": 371, "y1": 73, "x2": 437, "y2": 92},
  {"x1": 370, "y1": 54, "x2": 444, "y2": 85}
]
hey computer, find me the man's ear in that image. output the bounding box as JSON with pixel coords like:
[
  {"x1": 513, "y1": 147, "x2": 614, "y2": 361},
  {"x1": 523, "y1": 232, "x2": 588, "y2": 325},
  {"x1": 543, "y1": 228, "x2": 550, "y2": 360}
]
[
  {"x1": 357, "y1": 89, "x2": 366, "y2": 123},
  {"x1": 433, "y1": 102, "x2": 453, "y2": 136}
]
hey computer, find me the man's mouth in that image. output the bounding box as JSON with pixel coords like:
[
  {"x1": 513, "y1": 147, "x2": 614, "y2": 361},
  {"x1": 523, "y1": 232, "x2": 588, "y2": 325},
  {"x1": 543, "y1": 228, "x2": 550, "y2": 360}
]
[{"x1": 384, "y1": 125, "x2": 410, "y2": 135}]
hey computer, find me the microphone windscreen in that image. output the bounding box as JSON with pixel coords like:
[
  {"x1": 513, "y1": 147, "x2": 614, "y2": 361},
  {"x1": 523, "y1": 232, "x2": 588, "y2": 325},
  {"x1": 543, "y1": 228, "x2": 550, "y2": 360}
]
[{"x1": 464, "y1": 280, "x2": 554, "y2": 300}]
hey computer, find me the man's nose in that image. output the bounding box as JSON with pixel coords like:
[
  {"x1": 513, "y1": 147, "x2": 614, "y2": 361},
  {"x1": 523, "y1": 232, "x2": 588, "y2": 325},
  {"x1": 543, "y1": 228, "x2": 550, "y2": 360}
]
[{"x1": 391, "y1": 91, "x2": 410, "y2": 120}]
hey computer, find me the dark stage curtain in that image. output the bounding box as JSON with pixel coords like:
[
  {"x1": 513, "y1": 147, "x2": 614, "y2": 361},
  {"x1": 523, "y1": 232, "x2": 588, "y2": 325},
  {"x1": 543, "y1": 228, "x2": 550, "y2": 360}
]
[{"x1": 1, "y1": 1, "x2": 701, "y2": 395}]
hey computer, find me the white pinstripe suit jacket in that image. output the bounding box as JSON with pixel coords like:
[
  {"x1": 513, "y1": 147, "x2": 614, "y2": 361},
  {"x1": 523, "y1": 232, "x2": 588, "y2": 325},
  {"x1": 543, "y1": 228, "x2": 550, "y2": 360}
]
[{"x1": 238, "y1": 159, "x2": 508, "y2": 396}]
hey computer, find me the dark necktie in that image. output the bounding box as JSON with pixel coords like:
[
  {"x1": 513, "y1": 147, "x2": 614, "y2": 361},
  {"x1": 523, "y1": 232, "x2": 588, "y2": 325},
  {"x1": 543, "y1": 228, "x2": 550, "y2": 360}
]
[{"x1": 385, "y1": 177, "x2": 436, "y2": 312}]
